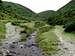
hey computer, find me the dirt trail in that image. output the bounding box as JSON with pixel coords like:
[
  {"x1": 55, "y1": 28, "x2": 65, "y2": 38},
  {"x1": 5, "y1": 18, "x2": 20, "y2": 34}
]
[
  {"x1": 54, "y1": 26, "x2": 75, "y2": 56},
  {"x1": 3, "y1": 22, "x2": 20, "y2": 44}
]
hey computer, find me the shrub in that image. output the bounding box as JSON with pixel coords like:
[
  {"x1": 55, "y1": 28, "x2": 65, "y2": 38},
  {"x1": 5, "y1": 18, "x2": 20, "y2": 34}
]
[
  {"x1": 34, "y1": 21, "x2": 45, "y2": 28},
  {"x1": 39, "y1": 26, "x2": 53, "y2": 33},
  {"x1": 64, "y1": 20, "x2": 75, "y2": 32}
]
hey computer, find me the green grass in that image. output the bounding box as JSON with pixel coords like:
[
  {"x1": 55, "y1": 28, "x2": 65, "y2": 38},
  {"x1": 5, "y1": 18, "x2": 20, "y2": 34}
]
[
  {"x1": 19, "y1": 33, "x2": 27, "y2": 42},
  {"x1": 0, "y1": 22, "x2": 5, "y2": 33},
  {"x1": 64, "y1": 32, "x2": 75, "y2": 43},
  {"x1": 55, "y1": 25, "x2": 75, "y2": 43},
  {"x1": 19, "y1": 21, "x2": 35, "y2": 42},
  {"x1": 0, "y1": 22, "x2": 6, "y2": 44},
  {"x1": 36, "y1": 30, "x2": 60, "y2": 55},
  {"x1": 20, "y1": 22, "x2": 35, "y2": 28}
]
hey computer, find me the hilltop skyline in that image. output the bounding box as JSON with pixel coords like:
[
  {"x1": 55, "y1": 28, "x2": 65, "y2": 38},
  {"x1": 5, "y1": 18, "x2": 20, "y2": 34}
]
[{"x1": 3, "y1": 0, "x2": 71, "y2": 13}]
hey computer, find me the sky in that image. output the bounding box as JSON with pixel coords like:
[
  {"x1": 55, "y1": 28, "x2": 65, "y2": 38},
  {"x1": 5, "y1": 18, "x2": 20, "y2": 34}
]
[{"x1": 3, "y1": 0, "x2": 71, "y2": 13}]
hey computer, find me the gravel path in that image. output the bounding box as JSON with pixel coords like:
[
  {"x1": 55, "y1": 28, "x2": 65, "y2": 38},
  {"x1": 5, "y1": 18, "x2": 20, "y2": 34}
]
[
  {"x1": 54, "y1": 26, "x2": 75, "y2": 56},
  {"x1": 5, "y1": 22, "x2": 20, "y2": 43}
]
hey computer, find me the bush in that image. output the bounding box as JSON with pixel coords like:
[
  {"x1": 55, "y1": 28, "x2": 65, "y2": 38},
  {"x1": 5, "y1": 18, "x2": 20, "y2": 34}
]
[
  {"x1": 11, "y1": 21, "x2": 20, "y2": 26},
  {"x1": 38, "y1": 26, "x2": 53, "y2": 33},
  {"x1": 64, "y1": 20, "x2": 75, "y2": 32},
  {"x1": 0, "y1": 0, "x2": 2, "y2": 3},
  {"x1": 47, "y1": 17, "x2": 64, "y2": 25},
  {"x1": 20, "y1": 31, "x2": 27, "y2": 33},
  {"x1": 34, "y1": 21, "x2": 45, "y2": 28}
]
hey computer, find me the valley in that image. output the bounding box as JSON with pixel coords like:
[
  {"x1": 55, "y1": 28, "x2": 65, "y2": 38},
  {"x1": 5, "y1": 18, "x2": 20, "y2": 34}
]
[{"x1": 0, "y1": 0, "x2": 75, "y2": 56}]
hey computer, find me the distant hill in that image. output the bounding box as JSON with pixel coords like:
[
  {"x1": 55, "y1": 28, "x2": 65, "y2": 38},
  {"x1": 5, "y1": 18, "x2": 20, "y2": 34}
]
[
  {"x1": 0, "y1": 0, "x2": 74, "y2": 21},
  {"x1": 37, "y1": 0, "x2": 75, "y2": 26},
  {"x1": 38, "y1": 0, "x2": 74, "y2": 20},
  {"x1": 0, "y1": 1, "x2": 36, "y2": 20},
  {"x1": 57, "y1": 0, "x2": 75, "y2": 18},
  {"x1": 37, "y1": 10, "x2": 55, "y2": 20}
]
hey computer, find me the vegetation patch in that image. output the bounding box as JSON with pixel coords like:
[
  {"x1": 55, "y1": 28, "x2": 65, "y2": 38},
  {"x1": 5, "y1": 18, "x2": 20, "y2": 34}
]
[
  {"x1": 18, "y1": 21, "x2": 35, "y2": 42},
  {"x1": 36, "y1": 26, "x2": 60, "y2": 55},
  {"x1": 0, "y1": 21, "x2": 6, "y2": 45},
  {"x1": 64, "y1": 32, "x2": 75, "y2": 43},
  {"x1": 55, "y1": 26, "x2": 75, "y2": 44}
]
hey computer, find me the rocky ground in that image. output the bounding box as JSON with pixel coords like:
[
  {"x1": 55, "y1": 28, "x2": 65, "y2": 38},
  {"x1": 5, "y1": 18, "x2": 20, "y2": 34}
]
[
  {"x1": 0, "y1": 22, "x2": 46, "y2": 56},
  {"x1": 0, "y1": 23, "x2": 75, "y2": 56},
  {"x1": 53, "y1": 26, "x2": 75, "y2": 56}
]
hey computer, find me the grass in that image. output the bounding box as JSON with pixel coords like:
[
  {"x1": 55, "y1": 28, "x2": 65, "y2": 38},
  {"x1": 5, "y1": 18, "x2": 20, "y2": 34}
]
[
  {"x1": 0, "y1": 22, "x2": 5, "y2": 33},
  {"x1": 16, "y1": 21, "x2": 35, "y2": 28},
  {"x1": 64, "y1": 32, "x2": 75, "y2": 43},
  {"x1": 55, "y1": 26, "x2": 75, "y2": 43},
  {"x1": 19, "y1": 21, "x2": 35, "y2": 42},
  {"x1": 19, "y1": 33, "x2": 27, "y2": 42},
  {"x1": 0, "y1": 20, "x2": 34, "y2": 42},
  {"x1": 0, "y1": 22, "x2": 6, "y2": 45},
  {"x1": 22, "y1": 22, "x2": 34, "y2": 28},
  {"x1": 36, "y1": 25, "x2": 75, "y2": 55},
  {"x1": 36, "y1": 30, "x2": 60, "y2": 55}
]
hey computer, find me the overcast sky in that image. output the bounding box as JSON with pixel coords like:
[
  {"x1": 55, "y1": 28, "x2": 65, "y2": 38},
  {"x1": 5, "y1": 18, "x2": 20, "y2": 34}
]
[{"x1": 3, "y1": 0, "x2": 71, "y2": 13}]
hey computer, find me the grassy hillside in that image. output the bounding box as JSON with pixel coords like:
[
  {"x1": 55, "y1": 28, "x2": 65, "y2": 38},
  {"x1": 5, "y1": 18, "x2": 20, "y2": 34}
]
[
  {"x1": 38, "y1": 0, "x2": 74, "y2": 20},
  {"x1": 58, "y1": 0, "x2": 75, "y2": 17},
  {"x1": 58, "y1": 0, "x2": 75, "y2": 32},
  {"x1": 0, "y1": 1, "x2": 36, "y2": 20},
  {"x1": 38, "y1": 0, "x2": 75, "y2": 32},
  {"x1": 37, "y1": 10, "x2": 56, "y2": 20}
]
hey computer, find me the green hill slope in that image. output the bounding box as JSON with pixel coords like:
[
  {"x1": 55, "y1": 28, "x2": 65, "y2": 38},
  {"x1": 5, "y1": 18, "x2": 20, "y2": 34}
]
[
  {"x1": 0, "y1": 1, "x2": 36, "y2": 20},
  {"x1": 38, "y1": 0, "x2": 75, "y2": 23},
  {"x1": 37, "y1": 10, "x2": 56, "y2": 20},
  {"x1": 58, "y1": 0, "x2": 75, "y2": 18},
  {"x1": 38, "y1": 0, "x2": 74, "y2": 20}
]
